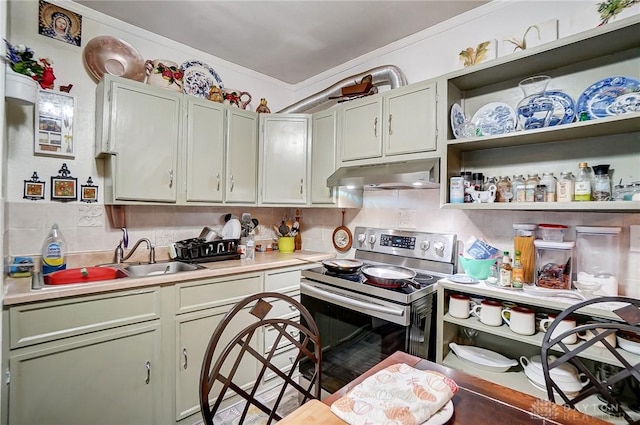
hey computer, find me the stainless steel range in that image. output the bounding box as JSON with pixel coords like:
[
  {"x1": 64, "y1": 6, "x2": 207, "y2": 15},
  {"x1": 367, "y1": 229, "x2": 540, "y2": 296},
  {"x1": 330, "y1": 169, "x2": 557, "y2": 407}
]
[{"x1": 299, "y1": 227, "x2": 457, "y2": 394}]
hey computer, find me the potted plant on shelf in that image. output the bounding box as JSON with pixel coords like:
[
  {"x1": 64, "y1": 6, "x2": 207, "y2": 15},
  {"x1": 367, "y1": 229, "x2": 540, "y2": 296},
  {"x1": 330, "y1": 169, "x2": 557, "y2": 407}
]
[{"x1": 4, "y1": 39, "x2": 56, "y2": 104}]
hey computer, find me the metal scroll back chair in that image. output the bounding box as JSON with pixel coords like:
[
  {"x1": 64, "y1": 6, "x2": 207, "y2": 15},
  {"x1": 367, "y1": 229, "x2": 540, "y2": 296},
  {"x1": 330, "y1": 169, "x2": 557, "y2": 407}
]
[
  {"x1": 540, "y1": 296, "x2": 640, "y2": 424},
  {"x1": 199, "y1": 292, "x2": 322, "y2": 425}
]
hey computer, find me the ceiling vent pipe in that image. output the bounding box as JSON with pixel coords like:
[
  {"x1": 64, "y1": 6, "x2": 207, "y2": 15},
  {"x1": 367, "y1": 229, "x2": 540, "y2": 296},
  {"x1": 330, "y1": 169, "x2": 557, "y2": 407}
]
[{"x1": 277, "y1": 65, "x2": 407, "y2": 114}]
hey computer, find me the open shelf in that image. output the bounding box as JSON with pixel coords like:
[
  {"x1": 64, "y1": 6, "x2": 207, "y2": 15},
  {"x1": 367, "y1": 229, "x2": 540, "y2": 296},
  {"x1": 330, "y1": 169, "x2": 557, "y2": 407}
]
[{"x1": 441, "y1": 201, "x2": 640, "y2": 211}]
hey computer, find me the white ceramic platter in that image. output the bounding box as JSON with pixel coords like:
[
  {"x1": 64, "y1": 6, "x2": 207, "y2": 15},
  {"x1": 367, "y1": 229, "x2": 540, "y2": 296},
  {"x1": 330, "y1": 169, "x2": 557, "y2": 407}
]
[
  {"x1": 221, "y1": 218, "x2": 241, "y2": 240},
  {"x1": 576, "y1": 76, "x2": 640, "y2": 119},
  {"x1": 83, "y1": 36, "x2": 146, "y2": 82},
  {"x1": 450, "y1": 103, "x2": 465, "y2": 139},
  {"x1": 448, "y1": 274, "x2": 479, "y2": 284},
  {"x1": 471, "y1": 102, "x2": 517, "y2": 136},
  {"x1": 617, "y1": 335, "x2": 640, "y2": 355},
  {"x1": 424, "y1": 400, "x2": 454, "y2": 425},
  {"x1": 449, "y1": 342, "x2": 517, "y2": 372},
  {"x1": 180, "y1": 60, "x2": 224, "y2": 98}
]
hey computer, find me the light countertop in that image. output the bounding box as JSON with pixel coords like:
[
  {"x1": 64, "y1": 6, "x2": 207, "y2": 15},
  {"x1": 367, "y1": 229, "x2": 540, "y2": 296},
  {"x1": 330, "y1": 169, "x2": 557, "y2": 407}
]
[{"x1": 4, "y1": 250, "x2": 334, "y2": 306}]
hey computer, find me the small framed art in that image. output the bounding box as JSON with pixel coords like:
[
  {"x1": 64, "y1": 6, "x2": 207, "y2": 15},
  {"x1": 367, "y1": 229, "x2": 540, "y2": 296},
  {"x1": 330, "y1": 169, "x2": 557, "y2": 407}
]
[
  {"x1": 51, "y1": 163, "x2": 77, "y2": 202},
  {"x1": 36, "y1": 89, "x2": 76, "y2": 158},
  {"x1": 24, "y1": 172, "x2": 46, "y2": 201},
  {"x1": 80, "y1": 177, "x2": 98, "y2": 203}
]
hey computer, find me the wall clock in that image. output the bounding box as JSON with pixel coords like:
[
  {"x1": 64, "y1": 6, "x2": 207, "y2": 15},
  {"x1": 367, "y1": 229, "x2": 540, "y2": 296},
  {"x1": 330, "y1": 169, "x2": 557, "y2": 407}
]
[{"x1": 332, "y1": 209, "x2": 353, "y2": 252}]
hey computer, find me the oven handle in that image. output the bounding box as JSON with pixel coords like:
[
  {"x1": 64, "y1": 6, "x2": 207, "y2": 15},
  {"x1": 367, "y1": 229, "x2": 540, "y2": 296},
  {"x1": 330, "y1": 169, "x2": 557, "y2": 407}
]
[{"x1": 300, "y1": 282, "x2": 404, "y2": 317}]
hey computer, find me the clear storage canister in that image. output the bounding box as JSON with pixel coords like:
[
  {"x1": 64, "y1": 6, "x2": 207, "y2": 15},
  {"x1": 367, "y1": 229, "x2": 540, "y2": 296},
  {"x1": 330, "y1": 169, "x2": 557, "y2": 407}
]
[
  {"x1": 574, "y1": 162, "x2": 592, "y2": 201},
  {"x1": 592, "y1": 164, "x2": 611, "y2": 201},
  {"x1": 540, "y1": 172, "x2": 557, "y2": 202},
  {"x1": 513, "y1": 175, "x2": 526, "y2": 203},
  {"x1": 513, "y1": 223, "x2": 536, "y2": 284},
  {"x1": 525, "y1": 174, "x2": 540, "y2": 202},
  {"x1": 557, "y1": 172, "x2": 575, "y2": 202},
  {"x1": 576, "y1": 226, "x2": 621, "y2": 296},
  {"x1": 462, "y1": 171, "x2": 473, "y2": 203},
  {"x1": 534, "y1": 240, "x2": 575, "y2": 290},
  {"x1": 496, "y1": 176, "x2": 512, "y2": 203}
]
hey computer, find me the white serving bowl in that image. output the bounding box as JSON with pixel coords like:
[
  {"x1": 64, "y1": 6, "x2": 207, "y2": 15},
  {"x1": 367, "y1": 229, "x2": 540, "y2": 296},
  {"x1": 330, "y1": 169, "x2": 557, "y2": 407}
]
[
  {"x1": 617, "y1": 334, "x2": 640, "y2": 355},
  {"x1": 520, "y1": 355, "x2": 588, "y2": 394}
]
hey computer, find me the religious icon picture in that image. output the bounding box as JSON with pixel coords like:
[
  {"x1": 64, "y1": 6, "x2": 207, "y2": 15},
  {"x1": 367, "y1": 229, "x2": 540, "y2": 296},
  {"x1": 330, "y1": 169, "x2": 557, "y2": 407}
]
[
  {"x1": 36, "y1": 89, "x2": 76, "y2": 158},
  {"x1": 24, "y1": 172, "x2": 46, "y2": 201},
  {"x1": 51, "y1": 163, "x2": 77, "y2": 202},
  {"x1": 80, "y1": 177, "x2": 99, "y2": 203},
  {"x1": 38, "y1": 0, "x2": 82, "y2": 47}
]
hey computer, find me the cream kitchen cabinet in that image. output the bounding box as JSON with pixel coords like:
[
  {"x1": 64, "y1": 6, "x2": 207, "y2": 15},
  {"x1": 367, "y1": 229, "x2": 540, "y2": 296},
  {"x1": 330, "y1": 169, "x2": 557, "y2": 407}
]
[
  {"x1": 339, "y1": 80, "x2": 437, "y2": 166},
  {"x1": 3, "y1": 287, "x2": 162, "y2": 425},
  {"x1": 173, "y1": 273, "x2": 262, "y2": 422},
  {"x1": 436, "y1": 280, "x2": 640, "y2": 423},
  {"x1": 310, "y1": 109, "x2": 339, "y2": 205},
  {"x1": 96, "y1": 74, "x2": 182, "y2": 203},
  {"x1": 96, "y1": 75, "x2": 258, "y2": 205},
  {"x1": 182, "y1": 98, "x2": 258, "y2": 205},
  {"x1": 440, "y1": 15, "x2": 640, "y2": 212},
  {"x1": 259, "y1": 114, "x2": 311, "y2": 205}
]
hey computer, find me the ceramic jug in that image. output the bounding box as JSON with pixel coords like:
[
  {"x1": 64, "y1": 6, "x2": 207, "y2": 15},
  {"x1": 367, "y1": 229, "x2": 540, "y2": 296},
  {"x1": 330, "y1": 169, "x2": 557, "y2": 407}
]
[
  {"x1": 145, "y1": 59, "x2": 183, "y2": 92},
  {"x1": 223, "y1": 88, "x2": 252, "y2": 109}
]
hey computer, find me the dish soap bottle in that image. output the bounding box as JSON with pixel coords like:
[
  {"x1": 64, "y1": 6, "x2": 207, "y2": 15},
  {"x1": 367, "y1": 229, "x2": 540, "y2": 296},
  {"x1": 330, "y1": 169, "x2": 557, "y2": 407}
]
[{"x1": 41, "y1": 224, "x2": 67, "y2": 275}]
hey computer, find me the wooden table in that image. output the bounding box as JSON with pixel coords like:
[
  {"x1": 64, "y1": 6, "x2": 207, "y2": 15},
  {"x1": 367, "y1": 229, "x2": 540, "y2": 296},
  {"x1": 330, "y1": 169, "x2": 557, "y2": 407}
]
[{"x1": 280, "y1": 351, "x2": 612, "y2": 425}]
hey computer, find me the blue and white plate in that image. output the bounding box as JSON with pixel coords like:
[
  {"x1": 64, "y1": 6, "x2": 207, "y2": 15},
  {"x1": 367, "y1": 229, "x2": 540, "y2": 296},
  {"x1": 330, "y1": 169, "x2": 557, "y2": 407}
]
[
  {"x1": 576, "y1": 76, "x2": 640, "y2": 119},
  {"x1": 450, "y1": 103, "x2": 465, "y2": 138},
  {"x1": 547, "y1": 91, "x2": 576, "y2": 126},
  {"x1": 180, "y1": 60, "x2": 224, "y2": 98},
  {"x1": 471, "y1": 102, "x2": 517, "y2": 136}
]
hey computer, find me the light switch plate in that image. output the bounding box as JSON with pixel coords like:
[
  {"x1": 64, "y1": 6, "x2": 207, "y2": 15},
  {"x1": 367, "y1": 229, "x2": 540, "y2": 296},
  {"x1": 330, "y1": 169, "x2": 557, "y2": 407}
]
[{"x1": 630, "y1": 225, "x2": 640, "y2": 252}]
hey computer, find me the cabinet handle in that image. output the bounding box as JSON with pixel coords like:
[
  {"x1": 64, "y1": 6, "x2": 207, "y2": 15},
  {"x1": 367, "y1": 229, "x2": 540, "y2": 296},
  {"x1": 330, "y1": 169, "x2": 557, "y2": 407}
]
[
  {"x1": 216, "y1": 173, "x2": 220, "y2": 192},
  {"x1": 230, "y1": 175, "x2": 235, "y2": 192},
  {"x1": 300, "y1": 178, "x2": 304, "y2": 195},
  {"x1": 168, "y1": 169, "x2": 173, "y2": 188},
  {"x1": 373, "y1": 117, "x2": 378, "y2": 137},
  {"x1": 388, "y1": 114, "x2": 393, "y2": 136},
  {"x1": 183, "y1": 348, "x2": 188, "y2": 369},
  {"x1": 289, "y1": 330, "x2": 300, "y2": 339},
  {"x1": 145, "y1": 361, "x2": 151, "y2": 384}
]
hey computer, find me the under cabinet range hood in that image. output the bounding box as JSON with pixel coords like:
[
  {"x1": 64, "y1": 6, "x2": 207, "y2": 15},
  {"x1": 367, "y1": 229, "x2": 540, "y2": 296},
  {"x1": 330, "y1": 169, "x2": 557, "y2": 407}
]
[{"x1": 327, "y1": 158, "x2": 440, "y2": 190}]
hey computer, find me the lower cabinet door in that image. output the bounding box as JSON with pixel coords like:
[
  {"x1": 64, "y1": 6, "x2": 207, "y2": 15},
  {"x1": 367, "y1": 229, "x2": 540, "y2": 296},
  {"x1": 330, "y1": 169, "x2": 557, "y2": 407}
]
[
  {"x1": 175, "y1": 306, "x2": 258, "y2": 421},
  {"x1": 9, "y1": 323, "x2": 161, "y2": 425}
]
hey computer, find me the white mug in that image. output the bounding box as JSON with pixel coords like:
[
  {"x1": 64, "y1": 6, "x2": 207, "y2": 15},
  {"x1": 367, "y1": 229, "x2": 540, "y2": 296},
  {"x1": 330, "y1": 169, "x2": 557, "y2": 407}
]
[
  {"x1": 449, "y1": 294, "x2": 473, "y2": 319},
  {"x1": 539, "y1": 314, "x2": 577, "y2": 344},
  {"x1": 471, "y1": 300, "x2": 503, "y2": 326},
  {"x1": 501, "y1": 306, "x2": 535, "y2": 335},
  {"x1": 577, "y1": 322, "x2": 617, "y2": 348}
]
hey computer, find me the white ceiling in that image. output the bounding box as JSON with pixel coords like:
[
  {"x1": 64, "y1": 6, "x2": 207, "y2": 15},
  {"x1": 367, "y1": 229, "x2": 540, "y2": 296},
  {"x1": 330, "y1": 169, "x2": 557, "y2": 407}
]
[{"x1": 76, "y1": 0, "x2": 489, "y2": 84}]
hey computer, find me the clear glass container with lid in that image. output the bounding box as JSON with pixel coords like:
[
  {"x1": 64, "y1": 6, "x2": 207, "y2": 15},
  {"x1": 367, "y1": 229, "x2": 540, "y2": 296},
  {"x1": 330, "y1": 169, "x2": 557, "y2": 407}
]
[
  {"x1": 574, "y1": 162, "x2": 592, "y2": 201},
  {"x1": 557, "y1": 172, "x2": 575, "y2": 202},
  {"x1": 540, "y1": 172, "x2": 557, "y2": 202},
  {"x1": 496, "y1": 176, "x2": 512, "y2": 203},
  {"x1": 513, "y1": 223, "x2": 536, "y2": 284},
  {"x1": 575, "y1": 226, "x2": 621, "y2": 296},
  {"x1": 525, "y1": 174, "x2": 540, "y2": 202},
  {"x1": 592, "y1": 164, "x2": 611, "y2": 201},
  {"x1": 534, "y1": 240, "x2": 575, "y2": 290},
  {"x1": 512, "y1": 175, "x2": 526, "y2": 203}
]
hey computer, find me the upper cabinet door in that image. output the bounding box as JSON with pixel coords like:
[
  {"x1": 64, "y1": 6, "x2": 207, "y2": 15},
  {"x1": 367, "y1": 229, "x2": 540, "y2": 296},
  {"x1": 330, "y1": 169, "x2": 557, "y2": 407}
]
[
  {"x1": 340, "y1": 96, "x2": 383, "y2": 162},
  {"x1": 226, "y1": 108, "x2": 258, "y2": 204},
  {"x1": 259, "y1": 114, "x2": 310, "y2": 205},
  {"x1": 384, "y1": 81, "x2": 437, "y2": 156},
  {"x1": 184, "y1": 98, "x2": 225, "y2": 203},
  {"x1": 109, "y1": 80, "x2": 181, "y2": 202},
  {"x1": 311, "y1": 110, "x2": 338, "y2": 205}
]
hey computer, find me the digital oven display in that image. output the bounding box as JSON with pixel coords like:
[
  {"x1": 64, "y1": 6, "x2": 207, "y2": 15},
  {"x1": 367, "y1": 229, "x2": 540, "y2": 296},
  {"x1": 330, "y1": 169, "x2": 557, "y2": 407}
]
[{"x1": 380, "y1": 234, "x2": 416, "y2": 249}]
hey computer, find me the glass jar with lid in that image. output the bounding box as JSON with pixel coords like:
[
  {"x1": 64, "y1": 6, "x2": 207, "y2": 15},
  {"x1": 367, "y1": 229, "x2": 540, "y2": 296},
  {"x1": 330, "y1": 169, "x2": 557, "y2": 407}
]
[
  {"x1": 496, "y1": 176, "x2": 512, "y2": 202},
  {"x1": 557, "y1": 172, "x2": 575, "y2": 202},
  {"x1": 592, "y1": 164, "x2": 611, "y2": 201},
  {"x1": 525, "y1": 174, "x2": 540, "y2": 202},
  {"x1": 574, "y1": 162, "x2": 592, "y2": 201},
  {"x1": 512, "y1": 175, "x2": 526, "y2": 203},
  {"x1": 534, "y1": 184, "x2": 547, "y2": 202},
  {"x1": 461, "y1": 171, "x2": 473, "y2": 203},
  {"x1": 540, "y1": 172, "x2": 557, "y2": 202}
]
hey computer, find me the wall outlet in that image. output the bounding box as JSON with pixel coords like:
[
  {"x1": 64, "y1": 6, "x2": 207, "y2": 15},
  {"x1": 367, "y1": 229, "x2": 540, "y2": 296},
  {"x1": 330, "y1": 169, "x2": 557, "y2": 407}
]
[{"x1": 630, "y1": 225, "x2": 640, "y2": 252}]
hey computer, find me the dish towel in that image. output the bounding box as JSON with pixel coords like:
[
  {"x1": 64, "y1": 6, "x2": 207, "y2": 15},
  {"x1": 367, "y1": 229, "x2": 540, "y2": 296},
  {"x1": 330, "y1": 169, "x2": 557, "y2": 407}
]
[{"x1": 330, "y1": 363, "x2": 458, "y2": 425}]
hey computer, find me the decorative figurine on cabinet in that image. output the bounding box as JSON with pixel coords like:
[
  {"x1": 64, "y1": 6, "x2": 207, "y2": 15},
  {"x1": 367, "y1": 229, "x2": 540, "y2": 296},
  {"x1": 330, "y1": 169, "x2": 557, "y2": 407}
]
[
  {"x1": 256, "y1": 98, "x2": 271, "y2": 114},
  {"x1": 208, "y1": 86, "x2": 223, "y2": 103}
]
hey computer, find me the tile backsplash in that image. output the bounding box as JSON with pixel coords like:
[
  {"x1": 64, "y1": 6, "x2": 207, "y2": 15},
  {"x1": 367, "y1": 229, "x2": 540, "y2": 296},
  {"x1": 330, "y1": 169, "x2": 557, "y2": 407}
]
[{"x1": 4, "y1": 190, "x2": 639, "y2": 297}]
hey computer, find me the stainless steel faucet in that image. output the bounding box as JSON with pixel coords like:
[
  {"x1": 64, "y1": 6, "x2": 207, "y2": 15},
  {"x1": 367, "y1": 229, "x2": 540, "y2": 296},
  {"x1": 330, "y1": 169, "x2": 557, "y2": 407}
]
[{"x1": 114, "y1": 237, "x2": 156, "y2": 264}]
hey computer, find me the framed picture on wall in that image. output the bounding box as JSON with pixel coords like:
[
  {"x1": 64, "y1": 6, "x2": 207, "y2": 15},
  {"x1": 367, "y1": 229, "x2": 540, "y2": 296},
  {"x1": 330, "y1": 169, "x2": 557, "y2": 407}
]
[
  {"x1": 36, "y1": 89, "x2": 76, "y2": 158},
  {"x1": 51, "y1": 163, "x2": 77, "y2": 202},
  {"x1": 23, "y1": 172, "x2": 46, "y2": 201},
  {"x1": 38, "y1": 0, "x2": 82, "y2": 47},
  {"x1": 80, "y1": 177, "x2": 98, "y2": 203}
]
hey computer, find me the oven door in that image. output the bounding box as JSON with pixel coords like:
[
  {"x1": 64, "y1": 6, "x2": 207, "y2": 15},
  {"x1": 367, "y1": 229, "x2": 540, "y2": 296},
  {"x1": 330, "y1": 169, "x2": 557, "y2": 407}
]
[{"x1": 299, "y1": 278, "x2": 411, "y2": 394}]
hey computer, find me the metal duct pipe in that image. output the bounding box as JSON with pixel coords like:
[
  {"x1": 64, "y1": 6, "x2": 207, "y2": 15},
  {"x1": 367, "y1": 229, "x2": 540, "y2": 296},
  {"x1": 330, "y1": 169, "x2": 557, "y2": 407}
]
[{"x1": 277, "y1": 65, "x2": 407, "y2": 114}]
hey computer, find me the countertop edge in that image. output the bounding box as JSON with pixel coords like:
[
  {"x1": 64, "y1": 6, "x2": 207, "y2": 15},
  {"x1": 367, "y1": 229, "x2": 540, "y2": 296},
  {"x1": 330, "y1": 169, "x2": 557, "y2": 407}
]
[{"x1": 3, "y1": 251, "x2": 334, "y2": 306}]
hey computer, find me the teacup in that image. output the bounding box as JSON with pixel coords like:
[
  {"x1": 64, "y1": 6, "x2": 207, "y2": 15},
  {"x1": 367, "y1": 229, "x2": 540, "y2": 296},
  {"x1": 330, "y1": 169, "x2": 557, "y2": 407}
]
[
  {"x1": 223, "y1": 88, "x2": 252, "y2": 109},
  {"x1": 471, "y1": 299, "x2": 503, "y2": 326},
  {"x1": 501, "y1": 306, "x2": 535, "y2": 335},
  {"x1": 539, "y1": 314, "x2": 577, "y2": 344},
  {"x1": 577, "y1": 322, "x2": 617, "y2": 348},
  {"x1": 449, "y1": 294, "x2": 473, "y2": 319}
]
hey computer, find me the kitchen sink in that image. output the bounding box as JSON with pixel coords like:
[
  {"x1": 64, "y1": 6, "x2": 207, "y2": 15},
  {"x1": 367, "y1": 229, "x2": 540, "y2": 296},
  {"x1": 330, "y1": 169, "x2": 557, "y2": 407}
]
[{"x1": 120, "y1": 261, "x2": 203, "y2": 277}]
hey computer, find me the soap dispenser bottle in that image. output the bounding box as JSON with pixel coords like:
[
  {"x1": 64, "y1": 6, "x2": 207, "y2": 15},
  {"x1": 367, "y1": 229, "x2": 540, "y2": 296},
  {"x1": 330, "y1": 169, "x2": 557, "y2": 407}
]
[{"x1": 41, "y1": 224, "x2": 67, "y2": 275}]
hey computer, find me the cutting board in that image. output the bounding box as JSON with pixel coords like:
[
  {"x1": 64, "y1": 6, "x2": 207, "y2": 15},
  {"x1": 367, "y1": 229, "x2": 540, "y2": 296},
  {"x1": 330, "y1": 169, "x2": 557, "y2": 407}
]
[{"x1": 44, "y1": 267, "x2": 123, "y2": 285}]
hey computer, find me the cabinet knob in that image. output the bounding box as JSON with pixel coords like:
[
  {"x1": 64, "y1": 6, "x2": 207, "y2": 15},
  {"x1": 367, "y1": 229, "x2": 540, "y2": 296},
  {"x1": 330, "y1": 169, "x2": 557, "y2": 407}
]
[{"x1": 145, "y1": 361, "x2": 151, "y2": 384}]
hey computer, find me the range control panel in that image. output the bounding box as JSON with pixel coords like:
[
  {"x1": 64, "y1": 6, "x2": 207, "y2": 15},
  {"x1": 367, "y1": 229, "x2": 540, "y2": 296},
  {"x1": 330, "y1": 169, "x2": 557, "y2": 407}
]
[{"x1": 354, "y1": 227, "x2": 457, "y2": 264}]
